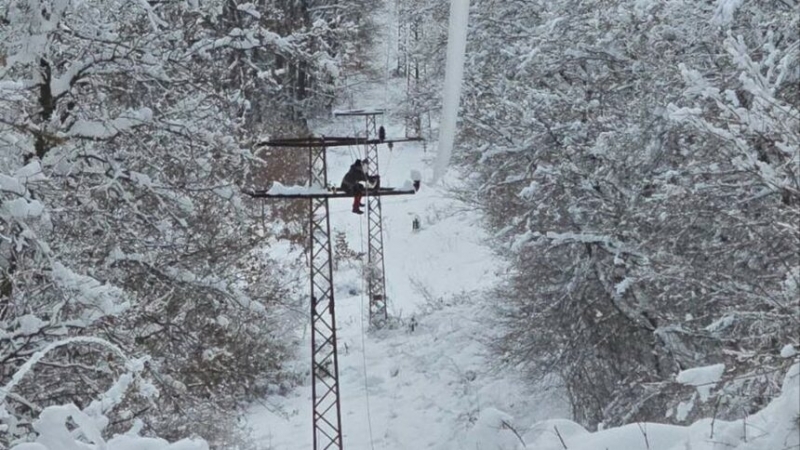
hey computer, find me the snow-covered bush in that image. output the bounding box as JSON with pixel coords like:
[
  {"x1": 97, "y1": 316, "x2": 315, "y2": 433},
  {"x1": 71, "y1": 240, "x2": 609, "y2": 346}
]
[
  {"x1": 524, "y1": 363, "x2": 800, "y2": 450},
  {"x1": 2, "y1": 338, "x2": 208, "y2": 450},
  {"x1": 453, "y1": 362, "x2": 798, "y2": 450},
  {"x1": 402, "y1": 0, "x2": 799, "y2": 429}
]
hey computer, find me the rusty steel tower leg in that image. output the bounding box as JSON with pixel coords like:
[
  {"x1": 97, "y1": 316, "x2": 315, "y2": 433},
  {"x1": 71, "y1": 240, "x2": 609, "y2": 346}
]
[
  {"x1": 308, "y1": 145, "x2": 343, "y2": 450},
  {"x1": 364, "y1": 115, "x2": 388, "y2": 328}
]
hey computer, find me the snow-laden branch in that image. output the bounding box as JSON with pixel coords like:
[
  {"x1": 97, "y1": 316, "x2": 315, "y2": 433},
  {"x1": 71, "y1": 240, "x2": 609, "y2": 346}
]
[
  {"x1": 51, "y1": 262, "x2": 130, "y2": 322},
  {"x1": 50, "y1": 53, "x2": 117, "y2": 98},
  {"x1": 0, "y1": 337, "x2": 129, "y2": 404},
  {"x1": 544, "y1": 231, "x2": 645, "y2": 258},
  {"x1": 188, "y1": 28, "x2": 296, "y2": 57},
  {"x1": 163, "y1": 266, "x2": 265, "y2": 314},
  {"x1": 1, "y1": 338, "x2": 207, "y2": 450},
  {"x1": 65, "y1": 107, "x2": 153, "y2": 140}
]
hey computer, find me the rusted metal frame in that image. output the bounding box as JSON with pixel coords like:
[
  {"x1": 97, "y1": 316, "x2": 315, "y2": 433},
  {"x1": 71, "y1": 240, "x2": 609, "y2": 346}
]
[
  {"x1": 315, "y1": 386, "x2": 337, "y2": 411},
  {"x1": 314, "y1": 421, "x2": 338, "y2": 442},
  {"x1": 314, "y1": 422, "x2": 340, "y2": 450},
  {"x1": 307, "y1": 145, "x2": 343, "y2": 450},
  {"x1": 333, "y1": 109, "x2": 385, "y2": 117},
  {"x1": 257, "y1": 136, "x2": 422, "y2": 148},
  {"x1": 321, "y1": 437, "x2": 341, "y2": 450},
  {"x1": 244, "y1": 189, "x2": 418, "y2": 199},
  {"x1": 363, "y1": 114, "x2": 389, "y2": 327},
  {"x1": 367, "y1": 216, "x2": 387, "y2": 321},
  {"x1": 314, "y1": 333, "x2": 335, "y2": 354},
  {"x1": 368, "y1": 130, "x2": 387, "y2": 325},
  {"x1": 317, "y1": 398, "x2": 339, "y2": 419}
]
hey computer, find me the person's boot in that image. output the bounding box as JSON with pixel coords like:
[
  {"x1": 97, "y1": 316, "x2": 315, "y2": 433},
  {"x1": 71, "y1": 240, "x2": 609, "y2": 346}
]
[{"x1": 352, "y1": 206, "x2": 364, "y2": 215}]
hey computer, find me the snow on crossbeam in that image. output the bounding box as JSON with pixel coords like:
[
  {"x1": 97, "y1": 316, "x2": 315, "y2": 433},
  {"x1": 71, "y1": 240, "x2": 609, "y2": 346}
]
[
  {"x1": 266, "y1": 182, "x2": 329, "y2": 195},
  {"x1": 332, "y1": 108, "x2": 385, "y2": 116},
  {"x1": 243, "y1": 187, "x2": 418, "y2": 199},
  {"x1": 257, "y1": 136, "x2": 423, "y2": 148}
]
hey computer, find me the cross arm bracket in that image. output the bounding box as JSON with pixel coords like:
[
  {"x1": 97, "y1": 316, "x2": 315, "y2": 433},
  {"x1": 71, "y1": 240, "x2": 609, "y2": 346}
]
[{"x1": 243, "y1": 185, "x2": 420, "y2": 199}]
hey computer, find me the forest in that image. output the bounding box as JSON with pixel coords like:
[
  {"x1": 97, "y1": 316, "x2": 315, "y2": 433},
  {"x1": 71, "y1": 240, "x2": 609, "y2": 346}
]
[{"x1": 1, "y1": 0, "x2": 797, "y2": 449}]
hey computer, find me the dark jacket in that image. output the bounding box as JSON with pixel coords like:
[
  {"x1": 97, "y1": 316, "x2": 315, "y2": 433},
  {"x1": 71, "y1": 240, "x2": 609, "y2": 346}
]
[{"x1": 341, "y1": 162, "x2": 367, "y2": 192}]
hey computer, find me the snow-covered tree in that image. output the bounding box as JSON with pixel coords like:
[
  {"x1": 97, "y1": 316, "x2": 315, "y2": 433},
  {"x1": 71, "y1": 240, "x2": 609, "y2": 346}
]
[
  {"x1": 393, "y1": 0, "x2": 448, "y2": 138},
  {"x1": 416, "y1": 0, "x2": 799, "y2": 429},
  {"x1": 0, "y1": 0, "x2": 349, "y2": 446}
]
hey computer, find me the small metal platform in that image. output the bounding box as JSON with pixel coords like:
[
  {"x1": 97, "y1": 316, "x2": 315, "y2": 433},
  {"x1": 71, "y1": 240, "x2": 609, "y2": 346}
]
[
  {"x1": 243, "y1": 187, "x2": 418, "y2": 199},
  {"x1": 333, "y1": 109, "x2": 385, "y2": 116},
  {"x1": 256, "y1": 136, "x2": 422, "y2": 148}
]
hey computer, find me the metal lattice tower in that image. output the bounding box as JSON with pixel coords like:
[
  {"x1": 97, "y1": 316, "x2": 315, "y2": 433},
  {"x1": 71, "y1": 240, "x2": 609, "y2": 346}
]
[
  {"x1": 245, "y1": 135, "x2": 421, "y2": 450},
  {"x1": 308, "y1": 144, "x2": 343, "y2": 450},
  {"x1": 363, "y1": 113, "x2": 388, "y2": 327},
  {"x1": 332, "y1": 110, "x2": 390, "y2": 327}
]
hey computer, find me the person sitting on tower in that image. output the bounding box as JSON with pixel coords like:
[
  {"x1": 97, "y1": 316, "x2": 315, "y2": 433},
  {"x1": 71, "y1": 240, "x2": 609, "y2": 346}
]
[{"x1": 340, "y1": 159, "x2": 379, "y2": 215}]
